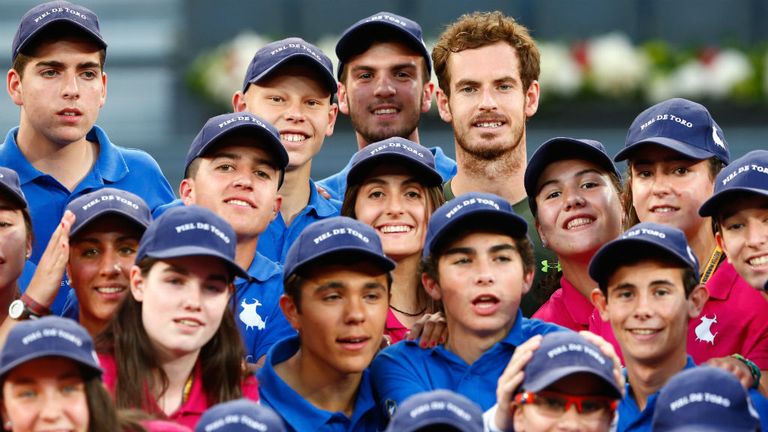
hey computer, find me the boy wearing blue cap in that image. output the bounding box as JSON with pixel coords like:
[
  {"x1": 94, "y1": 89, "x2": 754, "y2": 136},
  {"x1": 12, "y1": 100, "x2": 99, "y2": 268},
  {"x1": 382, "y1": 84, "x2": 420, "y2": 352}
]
[
  {"x1": 316, "y1": 11, "x2": 456, "y2": 201},
  {"x1": 371, "y1": 192, "x2": 563, "y2": 413},
  {"x1": 232, "y1": 37, "x2": 340, "y2": 263},
  {"x1": 178, "y1": 112, "x2": 294, "y2": 365},
  {"x1": 699, "y1": 150, "x2": 768, "y2": 294},
  {"x1": 3, "y1": 1, "x2": 174, "y2": 291},
  {"x1": 257, "y1": 216, "x2": 393, "y2": 431},
  {"x1": 616, "y1": 98, "x2": 768, "y2": 382},
  {"x1": 589, "y1": 222, "x2": 768, "y2": 431}
]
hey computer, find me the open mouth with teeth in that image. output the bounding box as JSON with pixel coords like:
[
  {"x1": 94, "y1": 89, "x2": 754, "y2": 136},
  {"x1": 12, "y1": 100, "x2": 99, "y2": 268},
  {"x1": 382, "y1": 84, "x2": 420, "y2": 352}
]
[
  {"x1": 95, "y1": 286, "x2": 126, "y2": 295},
  {"x1": 474, "y1": 121, "x2": 504, "y2": 128},
  {"x1": 627, "y1": 328, "x2": 661, "y2": 338},
  {"x1": 471, "y1": 294, "x2": 500, "y2": 315},
  {"x1": 649, "y1": 205, "x2": 679, "y2": 214},
  {"x1": 378, "y1": 225, "x2": 412, "y2": 234},
  {"x1": 337, "y1": 336, "x2": 370, "y2": 350},
  {"x1": 224, "y1": 198, "x2": 255, "y2": 208},
  {"x1": 564, "y1": 217, "x2": 595, "y2": 230},
  {"x1": 175, "y1": 318, "x2": 202, "y2": 327},
  {"x1": 281, "y1": 133, "x2": 308, "y2": 143},
  {"x1": 373, "y1": 107, "x2": 398, "y2": 115},
  {"x1": 58, "y1": 109, "x2": 82, "y2": 119},
  {"x1": 748, "y1": 254, "x2": 768, "y2": 267}
]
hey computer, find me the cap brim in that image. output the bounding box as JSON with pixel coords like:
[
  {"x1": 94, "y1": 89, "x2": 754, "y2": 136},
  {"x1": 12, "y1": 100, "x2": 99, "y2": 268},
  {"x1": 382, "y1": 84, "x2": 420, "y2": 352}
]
[
  {"x1": 658, "y1": 425, "x2": 754, "y2": 432},
  {"x1": 0, "y1": 351, "x2": 102, "y2": 380},
  {"x1": 699, "y1": 187, "x2": 768, "y2": 217},
  {"x1": 523, "y1": 366, "x2": 622, "y2": 399},
  {"x1": 525, "y1": 138, "x2": 619, "y2": 198},
  {"x1": 347, "y1": 153, "x2": 443, "y2": 188},
  {"x1": 192, "y1": 121, "x2": 289, "y2": 172},
  {"x1": 288, "y1": 247, "x2": 395, "y2": 278},
  {"x1": 0, "y1": 182, "x2": 27, "y2": 209},
  {"x1": 245, "y1": 52, "x2": 336, "y2": 94},
  {"x1": 614, "y1": 138, "x2": 715, "y2": 162},
  {"x1": 16, "y1": 18, "x2": 106, "y2": 58},
  {"x1": 70, "y1": 208, "x2": 149, "y2": 238},
  {"x1": 145, "y1": 245, "x2": 249, "y2": 280},
  {"x1": 589, "y1": 238, "x2": 695, "y2": 285},
  {"x1": 426, "y1": 210, "x2": 528, "y2": 257}
]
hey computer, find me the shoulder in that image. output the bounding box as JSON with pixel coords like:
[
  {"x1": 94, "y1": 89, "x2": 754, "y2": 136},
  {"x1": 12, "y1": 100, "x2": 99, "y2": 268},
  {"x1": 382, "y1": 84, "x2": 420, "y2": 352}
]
[{"x1": 520, "y1": 317, "x2": 569, "y2": 337}]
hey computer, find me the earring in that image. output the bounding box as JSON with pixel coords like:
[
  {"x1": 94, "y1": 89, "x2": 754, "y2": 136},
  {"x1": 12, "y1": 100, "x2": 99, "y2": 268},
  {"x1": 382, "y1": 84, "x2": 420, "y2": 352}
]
[{"x1": 4, "y1": 420, "x2": 11, "y2": 430}]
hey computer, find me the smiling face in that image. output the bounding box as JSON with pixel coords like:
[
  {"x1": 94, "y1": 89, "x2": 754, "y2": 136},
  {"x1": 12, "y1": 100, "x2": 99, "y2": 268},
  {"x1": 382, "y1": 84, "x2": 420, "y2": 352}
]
[
  {"x1": 716, "y1": 196, "x2": 768, "y2": 290},
  {"x1": 436, "y1": 41, "x2": 539, "y2": 161},
  {"x1": 338, "y1": 41, "x2": 433, "y2": 146},
  {"x1": 8, "y1": 36, "x2": 106, "y2": 148},
  {"x1": 593, "y1": 260, "x2": 705, "y2": 368},
  {"x1": 130, "y1": 256, "x2": 232, "y2": 360},
  {"x1": 67, "y1": 217, "x2": 142, "y2": 335},
  {"x1": 234, "y1": 64, "x2": 338, "y2": 172},
  {"x1": 628, "y1": 146, "x2": 715, "y2": 240},
  {"x1": 424, "y1": 231, "x2": 533, "y2": 343},
  {"x1": 180, "y1": 141, "x2": 282, "y2": 239},
  {"x1": 281, "y1": 262, "x2": 389, "y2": 376},
  {"x1": 353, "y1": 165, "x2": 430, "y2": 261},
  {"x1": 2, "y1": 357, "x2": 89, "y2": 432},
  {"x1": 534, "y1": 159, "x2": 624, "y2": 259}
]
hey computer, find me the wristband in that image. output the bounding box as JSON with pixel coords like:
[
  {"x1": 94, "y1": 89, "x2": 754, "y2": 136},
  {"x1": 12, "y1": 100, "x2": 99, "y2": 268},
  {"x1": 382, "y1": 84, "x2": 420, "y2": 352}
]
[
  {"x1": 21, "y1": 293, "x2": 51, "y2": 317},
  {"x1": 731, "y1": 353, "x2": 761, "y2": 389}
]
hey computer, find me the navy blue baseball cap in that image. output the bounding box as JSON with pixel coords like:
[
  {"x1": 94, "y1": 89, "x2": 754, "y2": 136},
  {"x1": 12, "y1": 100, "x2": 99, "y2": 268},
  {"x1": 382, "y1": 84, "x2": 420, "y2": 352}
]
[
  {"x1": 12, "y1": 1, "x2": 106, "y2": 62},
  {"x1": 241, "y1": 37, "x2": 336, "y2": 94},
  {"x1": 652, "y1": 367, "x2": 760, "y2": 432},
  {"x1": 424, "y1": 192, "x2": 528, "y2": 258},
  {"x1": 195, "y1": 399, "x2": 285, "y2": 432},
  {"x1": 616, "y1": 98, "x2": 730, "y2": 164},
  {"x1": 347, "y1": 137, "x2": 442, "y2": 188},
  {"x1": 185, "y1": 113, "x2": 289, "y2": 183},
  {"x1": 700, "y1": 149, "x2": 768, "y2": 217},
  {"x1": 0, "y1": 167, "x2": 28, "y2": 209},
  {"x1": 384, "y1": 390, "x2": 483, "y2": 432},
  {"x1": 136, "y1": 205, "x2": 248, "y2": 280},
  {"x1": 520, "y1": 332, "x2": 622, "y2": 399},
  {"x1": 589, "y1": 222, "x2": 699, "y2": 287},
  {"x1": 524, "y1": 137, "x2": 621, "y2": 205},
  {"x1": 67, "y1": 188, "x2": 151, "y2": 237},
  {"x1": 284, "y1": 216, "x2": 395, "y2": 278},
  {"x1": 335, "y1": 11, "x2": 431, "y2": 80},
  {"x1": 0, "y1": 316, "x2": 102, "y2": 380}
]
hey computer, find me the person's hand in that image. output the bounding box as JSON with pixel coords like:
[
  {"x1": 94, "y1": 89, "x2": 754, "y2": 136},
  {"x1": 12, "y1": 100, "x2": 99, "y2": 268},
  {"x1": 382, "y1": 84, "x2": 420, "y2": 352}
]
[
  {"x1": 579, "y1": 330, "x2": 625, "y2": 395},
  {"x1": 315, "y1": 184, "x2": 332, "y2": 200},
  {"x1": 494, "y1": 335, "x2": 543, "y2": 431},
  {"x1": 406, "y1": 312, "x2": 447, "y2": 348},
  {"x1": 705, "y1": 356, "x2": 755, "y2": 389},
  {"x1": 25, "y1": 211, "x2": 75, "y2": 308}
]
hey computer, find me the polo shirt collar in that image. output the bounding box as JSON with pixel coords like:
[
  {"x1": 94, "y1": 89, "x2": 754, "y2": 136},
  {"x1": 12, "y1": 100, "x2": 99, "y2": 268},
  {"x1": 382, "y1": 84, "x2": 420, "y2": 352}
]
[
  {"x1": 307, "y1": 178, "x2": 340, "y2": 217},
  {"x1": 561, "y1": 277, "x2": 595, "y2": 328},
  {"x1": 242, "y1": 251, "x2": 281, "y2": 283}
]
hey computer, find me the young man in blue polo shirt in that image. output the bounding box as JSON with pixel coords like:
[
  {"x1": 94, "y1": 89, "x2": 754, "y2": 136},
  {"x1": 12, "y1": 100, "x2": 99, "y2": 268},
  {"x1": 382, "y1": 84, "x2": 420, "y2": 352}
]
[
  {"x1": 180, "y1": 112, "x2": 293, "y2": 365},
  {"x1": 316, "y1": 11, "x2": 456, "y2": 201},
  {"x1": 232, "y1": 37, "x2": 340, "y2": 263},
  {"x1": 257, "y1": 216, "x2": 394, "y2": 431},
  {"x1": 588, "y1": 222, "x2": 768, "y2": 431},
  {"x1": 3, "y1": 2, "x2": 174, "y2": 313},
  {"x1": 370, "y1": 192, "x2": 562, "y2": 413}
]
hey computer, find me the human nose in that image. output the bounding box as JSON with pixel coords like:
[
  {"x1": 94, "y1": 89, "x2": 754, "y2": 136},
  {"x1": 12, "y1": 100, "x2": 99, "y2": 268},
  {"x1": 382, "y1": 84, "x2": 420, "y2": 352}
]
[
  {"x1": 61, "y1": 72, "x2": 79, "y2": 100},
  {"x1": 385, "y1": 195, "x2": 405, "y2": 215},
  {"x1": 563, "y1": 187, "x2": 587, "y2": 211},
  {"x1": 284, "y1": 100, "x2": 305, "y2": 123},
  {"x1": 373, "y1": 75, "x2": 395, "y2": 98},
  {"x1": 344, "y1": 296, "x2": 366, "y2": 325},
  {"x1": 99, "y1": 251, "x2": 121, "y2": 277},
  {"x1": 38, "y1": 390, "x2": 66, "y2": 423},
  {"x1": 745, "y1": 220, "x2": 768, "y2": 249},
  {"x1": 478, "y1": 87, "x2": 498, "y2": 111},
  {"x1": 474, "y1": 258, "x2": 496, "y2": 286}
]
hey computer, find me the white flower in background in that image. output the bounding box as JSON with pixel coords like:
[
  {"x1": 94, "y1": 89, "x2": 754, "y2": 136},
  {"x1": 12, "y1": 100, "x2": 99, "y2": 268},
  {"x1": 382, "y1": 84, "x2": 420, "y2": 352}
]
[
  {"x1": 539, "y1": 41, "x2": 582, "y2": 98},
  {"x1": 587, "y1": 33, "x2": 649, "y2": 97},
  {"x1": 707, "y1": 49, "x2": 752, "y2": 98},
  {"x1": 200, "y1": 32, "x2": 269, "y2": 106}
]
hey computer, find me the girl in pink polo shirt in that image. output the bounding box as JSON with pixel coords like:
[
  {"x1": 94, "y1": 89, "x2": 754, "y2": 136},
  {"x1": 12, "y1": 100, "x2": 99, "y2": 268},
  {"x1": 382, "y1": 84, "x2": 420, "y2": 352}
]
[
  {"x1": 341, "y1": 138, "x2": 446, "y2": 344},
  {"x1": 525, "y1": 138, "x2": 624, "y2": 331},
  {"x1": 96, "y1": 205, "x2": 258, "y2": 429}
]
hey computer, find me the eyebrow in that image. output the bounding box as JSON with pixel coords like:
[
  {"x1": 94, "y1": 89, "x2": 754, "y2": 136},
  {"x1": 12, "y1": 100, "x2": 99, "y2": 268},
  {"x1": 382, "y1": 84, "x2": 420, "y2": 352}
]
[
  {"x1": 34, "y1": 60, "x2": 100, "y2": 70},
  {"x1": 537, "y1": 168, "x2": 604, "y2": 194},
  {"x1": 209, "y1": 152, "x2": 277, "y2": 169},
  {"x1": 444, "y1": 243, "x2": 516, "y2": 256},
  {"x1": 362, "y1": 177, "x2": 421, "y2": 186}
]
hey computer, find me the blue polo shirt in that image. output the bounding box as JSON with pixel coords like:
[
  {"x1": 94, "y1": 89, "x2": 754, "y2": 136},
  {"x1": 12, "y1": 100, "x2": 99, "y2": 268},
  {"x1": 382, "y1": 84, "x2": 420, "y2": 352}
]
[
  {"x1": 316, "y1": 146, "x2": 457, "y2": 201},
  {"x1": 0, "y1": 126, "x2": 175, "y2": 313},
  {"x1": 258, "y1": 335, "x2": 383, "y2": 431},
  {"x1": 370, "y1": 311, "x2": 563, "y2": 412},
  {"x1": 235, "y1": 252, "x2": 295, "y2": 363},
  {"x1": 257, "y1": 179, "x2": 340, "y2": 263}
]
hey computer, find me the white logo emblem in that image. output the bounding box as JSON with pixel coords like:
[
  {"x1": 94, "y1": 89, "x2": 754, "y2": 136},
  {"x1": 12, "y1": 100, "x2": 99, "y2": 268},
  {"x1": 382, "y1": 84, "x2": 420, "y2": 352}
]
[
  {"x1": 695, "y1": 314, "x2": 718, "y2": 344},
  {"x1": 712, "y1": 126, "x2": 725, "y2": 149},
  {"x1": 239, "y1": 298, "x2": 267, "y2": 330}
]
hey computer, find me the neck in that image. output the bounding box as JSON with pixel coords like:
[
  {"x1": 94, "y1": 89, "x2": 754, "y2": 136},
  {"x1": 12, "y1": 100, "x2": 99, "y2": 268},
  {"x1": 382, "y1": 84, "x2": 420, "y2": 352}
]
[
  {"x1": 355, "y1": 129, "x2": 420, "y2": 151},
  {"x1": 15, "y1": 120, "x2": 97, "y2": 191},
  {"x1": 687, "y1": 219, "x2": 718, "y2": 268},
  {"x1": 235, "y1": 238, "x2": 258, "y2": 270},
  {"x1": 279, "y1": 164, "x2": 312, "y2": 227},
  {"x1": 451, "y1": 144, "x2": 527, "y2": 204},
  {"x1": 78, "y1": 309, "x2": 107, "y2": 337},
  {"x1": 276, "y1": 347, "x2": 362, "y2": 416},
  {"x1": 445, "y1": 316, "x2": 515, "y2": 365},
  {"x1": 155, "y1": 349, "x2": 199, "y2": 415},
  {"x1": 625, "y1": 353, "x2": 688, "y2": 411},
  {"x1": 389, "y1": 254, "x2": 426, "y2": 327},
  {"x1": 559, "y1": 251, "x2": 600, "y2": 299}
]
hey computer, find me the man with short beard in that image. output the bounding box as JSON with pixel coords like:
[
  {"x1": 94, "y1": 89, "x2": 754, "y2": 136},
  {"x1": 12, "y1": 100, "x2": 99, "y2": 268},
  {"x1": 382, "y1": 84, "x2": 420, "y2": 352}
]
[
  {"x1": 316, "y1": 11, "x2": 456, "y2": 201},
  {"x1": 432, "y1": 11, "x2": 558, "y2": 313}
]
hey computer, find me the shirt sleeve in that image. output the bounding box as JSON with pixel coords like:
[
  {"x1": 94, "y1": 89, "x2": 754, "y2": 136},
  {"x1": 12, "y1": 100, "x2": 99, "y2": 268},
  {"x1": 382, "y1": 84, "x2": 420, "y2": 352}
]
[{"x1": 370, "y1": 344, "x2": 432, "y2": 415}]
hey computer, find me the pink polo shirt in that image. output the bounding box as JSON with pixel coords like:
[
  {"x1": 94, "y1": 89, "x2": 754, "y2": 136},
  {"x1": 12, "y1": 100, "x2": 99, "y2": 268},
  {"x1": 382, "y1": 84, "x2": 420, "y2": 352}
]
[
  {"x1": 533, "y1": 277, "x2": 595, "y2": 331},
  {"x1": 98, "y1": 354, "x2": 259, "y2": 429},
  {"x1": 588, "y1": 260, "x2": 768, "y2": 368},
  {"x1": 385, "y1": 308, "x2": 409, "y2": 345}
]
